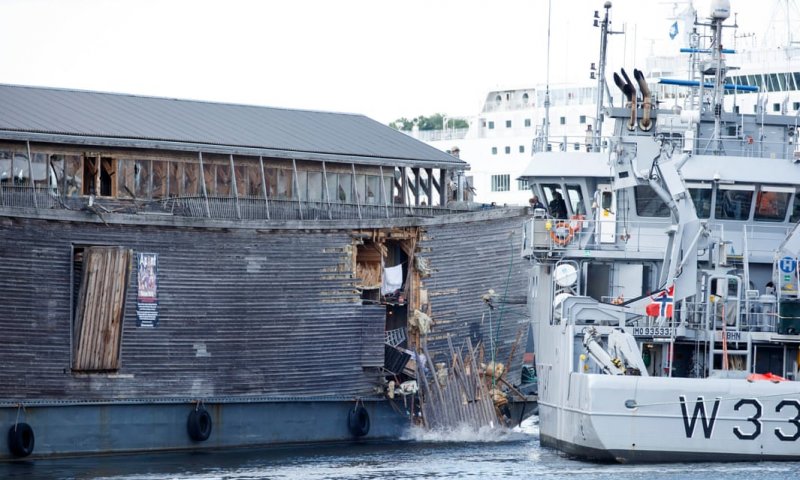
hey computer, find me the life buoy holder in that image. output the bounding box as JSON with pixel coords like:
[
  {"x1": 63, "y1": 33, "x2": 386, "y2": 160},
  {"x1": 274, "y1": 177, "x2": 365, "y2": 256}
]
[
  {"x1": 550, "y1": 221, "x2": 574, "y2": 246},
  {"x1": 187, "y1": 407, "x2": 213, "y2": 442},
  {"x1": 569, "y1": 214, "x2": 585, "y2": 231},
  {"x1": 347, "y1": 405, "x2": 370, "y2": 437},
  {"x1": 7, "y1": 423, "x2": 34, "y2": 458}
]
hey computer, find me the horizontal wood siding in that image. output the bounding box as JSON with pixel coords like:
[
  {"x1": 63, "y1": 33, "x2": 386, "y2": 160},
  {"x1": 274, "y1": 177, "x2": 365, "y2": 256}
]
[
  {"x1": 0, "y1": 217, "x2": 385, "y2": 401},
  {"x1": 421, "y1": 216, "x2": 530, "y2": 383}
]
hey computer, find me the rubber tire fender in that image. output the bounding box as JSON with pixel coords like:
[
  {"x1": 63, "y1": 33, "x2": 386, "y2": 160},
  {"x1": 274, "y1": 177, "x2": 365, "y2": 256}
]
[
  {"x1": 187, "y1": 409, "x2": 213, "y2": 442},
  {"x1": 348, "y1": 405, "x2": 370, "y2": 437},
  {"x1": 7, "y1": 423, "x2": 34, "y2": 458}
]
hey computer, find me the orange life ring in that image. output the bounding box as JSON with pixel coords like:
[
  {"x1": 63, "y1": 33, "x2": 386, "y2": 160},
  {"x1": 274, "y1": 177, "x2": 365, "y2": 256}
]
[
  {"x1": 550, "y1": 221, "x2": 574, "y2": 246},
  {"x1": 569, "y1": 214, "x2": 585, "y2": 231}
]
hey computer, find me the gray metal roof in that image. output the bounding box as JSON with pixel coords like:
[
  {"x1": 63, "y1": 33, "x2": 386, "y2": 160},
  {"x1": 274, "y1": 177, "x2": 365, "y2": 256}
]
[{"x1": 0, "y1": 84, "x2": 465, "y2": 169}]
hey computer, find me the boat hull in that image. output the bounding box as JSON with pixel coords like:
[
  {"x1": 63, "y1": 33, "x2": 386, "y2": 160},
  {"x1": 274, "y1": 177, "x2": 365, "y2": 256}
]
[
  {"x1": 539, "y1": 374, "x2": 800, "y2": 463},
  {"x1": 0, "y1": 398, "x2": 407, "y2": 460}
]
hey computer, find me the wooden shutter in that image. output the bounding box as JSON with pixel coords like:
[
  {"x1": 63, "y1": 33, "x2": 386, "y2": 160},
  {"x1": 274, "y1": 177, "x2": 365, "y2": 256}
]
[{"x1": 73, "y1": 246, "x2": 132, "y2": 371}]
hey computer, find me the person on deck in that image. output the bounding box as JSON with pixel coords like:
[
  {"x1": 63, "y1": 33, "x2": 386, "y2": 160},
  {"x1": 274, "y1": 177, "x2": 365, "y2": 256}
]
[
  {"x1": 529, "y1": 196, "x2": 545, "y2": 210},
  {"x1": 549, "y1": 192, "x2": 568, "y2": 219}
]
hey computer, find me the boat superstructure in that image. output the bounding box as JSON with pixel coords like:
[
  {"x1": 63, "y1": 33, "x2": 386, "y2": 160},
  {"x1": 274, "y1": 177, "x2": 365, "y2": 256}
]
[{"x1": 523, "y1": 0, "x2": 800, "y2": 462}]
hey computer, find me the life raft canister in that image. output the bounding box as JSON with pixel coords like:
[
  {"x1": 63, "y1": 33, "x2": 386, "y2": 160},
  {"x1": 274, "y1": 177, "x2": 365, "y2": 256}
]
[
  {"x1": 7, "y1": 423, "x2": 34, "y2": 458},
  {"x1": 550, "y1": 221, "x2": 575, "y2": 246},
  {"x1": 187, "y1": 408, "x2": 213, "y2": 442},
  {"x1": 348, "y1": 405, "x2": 370, "y2": 437}
]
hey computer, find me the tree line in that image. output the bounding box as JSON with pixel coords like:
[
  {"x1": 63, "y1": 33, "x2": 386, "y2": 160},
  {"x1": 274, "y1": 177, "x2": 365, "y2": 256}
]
[{"x1": 389, "y1": 113, "x2": 469, "y2": 131}]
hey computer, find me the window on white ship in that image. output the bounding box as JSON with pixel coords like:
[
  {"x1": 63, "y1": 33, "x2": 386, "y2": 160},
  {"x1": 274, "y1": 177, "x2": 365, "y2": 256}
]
[
  {"x1": 579, "y1": 115, "x2": 586, "y2": 124},
  {"x1": 491, "y1": 147, "x2": 498, "y2": 155},
  {"x1": 794, "y1": 73, "x2": 800, "y2": 91},
  {"x1": 634, "y1": 186, "x2": 670, "y2": 217},
  {"x1": 491, "y1": 174, "x2": 510, "y2": 192},
  {"x1": 504, "y1": 146, "x2": 511, "y2": 154},
  {"x1": 774, "y1": 103, "x2": 781, "y2": 112},
  {"x1": 72, "y1": 245, "x2": 132, "y2": 372},
  {"x1": 522, "y1": 93, "x2": 529, "y2": 103},
  {"x1": 754, "y1": 186, "x2": 792, "y2": 222},
  {"x1": 524, "y1": 119, "x2": 531, "y2": 127},
  {"x1": 559, "y1": 117, "x2": 566, "y2": 125},
  {"x1": 573, "y1": 143, "x2": 580, "y2": 151},
  {"x1": 517, "y1": 178, "x2": 529, "y2": 191},
  {"x1": 519, "y1": 145, "x2": 525, "y2": 153},
  {"x1": 687, "y1": 183, "x2": 712, "y2": 219},
  {"x1": 495, "y1": 95, "x2": 502, "y2": 104},
  {"x1": 715, "y1": 185, "x2": 754, "y2": 220},
  {"x1": 794, "y1": 102, "x2": 800, "y2": 111},
  {"x1": 506, "y1": 120, "x2": 512, "y2": 128},
  {"x1": 488, "y1": 121, "x2": 495, "y2": 130}
]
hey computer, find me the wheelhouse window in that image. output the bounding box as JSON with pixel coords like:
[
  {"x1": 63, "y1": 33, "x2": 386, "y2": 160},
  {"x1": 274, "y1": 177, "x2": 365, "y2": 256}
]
[
  {"x1": 687, "y1": 182, "x2": 712, "y2": 218},
  {"x1": 715, "y1": 184, "x2": 754, "y2": 220},
  {"x1": 790, "y1": 192, "x2": 800, "y2": 223},
  {"x1": 754, "y1": 186, "x2": 792, "y2": 222},
  {"x1": 634, "y1": 185, "x2": 669, "y2": 217},
  {"x1": 565, "y1": 184, "x2": 586, "y2": 215}
]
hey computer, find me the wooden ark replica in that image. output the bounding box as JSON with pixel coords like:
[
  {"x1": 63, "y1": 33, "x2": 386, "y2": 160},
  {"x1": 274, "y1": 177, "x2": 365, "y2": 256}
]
[{"x1": 0, "y1": 85, "x2": 531, "y2": 459}]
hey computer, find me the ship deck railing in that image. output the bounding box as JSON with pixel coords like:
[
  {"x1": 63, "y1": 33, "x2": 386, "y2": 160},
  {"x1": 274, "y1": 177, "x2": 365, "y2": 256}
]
[
  {"x1": 622, "y1": 298, "x2": 781, "y2": 334},
  {"x1": 0, "y1": 185, "x2": 486, "y2": 221},
  {"x1": 522, "y1": 216, "x2": 787, "y2": 262}
]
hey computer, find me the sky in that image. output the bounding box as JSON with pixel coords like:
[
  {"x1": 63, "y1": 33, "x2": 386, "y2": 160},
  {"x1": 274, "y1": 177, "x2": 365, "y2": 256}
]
[{"x1": 0, "y1": 0, "x2": 787, "y2": 124}]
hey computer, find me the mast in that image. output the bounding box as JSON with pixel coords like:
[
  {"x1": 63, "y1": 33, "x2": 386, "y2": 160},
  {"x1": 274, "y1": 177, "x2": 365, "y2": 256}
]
[
  {"x1": 706, "y1": 0, "x2": 733, "y2": 153},
  {"x1": 542, "y1": 0, "x2": 552, "y2": 150},
  {"x1": 592, "y1": 1, "x2": 623, "y2": 152}
]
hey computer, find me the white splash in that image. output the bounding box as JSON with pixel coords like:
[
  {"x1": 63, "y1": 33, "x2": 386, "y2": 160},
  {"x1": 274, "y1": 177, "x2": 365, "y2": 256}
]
[{"x1": 402, "y1": 422, "x2": 533, "y2": 443}]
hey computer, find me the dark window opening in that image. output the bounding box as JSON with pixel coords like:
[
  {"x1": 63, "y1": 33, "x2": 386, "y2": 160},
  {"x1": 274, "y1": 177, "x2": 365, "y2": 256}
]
[{"x1": 634, "y1": 185, "x2": 670, "y2": 217}]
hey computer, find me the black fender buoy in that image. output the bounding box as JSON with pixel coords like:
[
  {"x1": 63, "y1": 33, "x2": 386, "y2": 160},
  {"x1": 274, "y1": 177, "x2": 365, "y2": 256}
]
[
  {"x1": 187, "y1": 408, "x2": 213, "y2": 442},
  {"x1": 348, "y1": 405, "x2": 370, "y2": 437},
  {"x1": 7, "y1": 423, "x2": 34, "y2": 458}
]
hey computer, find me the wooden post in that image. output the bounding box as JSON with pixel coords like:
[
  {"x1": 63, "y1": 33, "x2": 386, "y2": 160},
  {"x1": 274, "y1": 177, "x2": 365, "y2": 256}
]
[
  {"x1": 198, "y1": 152, "x2": 211, "y2": 218},
  {"x1": 379, "y1": 165, "x2": 389, "y2": 219},
  {"x1": 26, "y1": 141, "x2": 38, "y2": 208},
  {"x1": 351, "y1": 163, "x2": 361, "y2": 220},
  {"x1": 229, "y1": 154, "x2": 241, "y2": 220},
  {"x1": 259, "y1": 156, "x2": 270, "y2": 220},
  {"x1": 322, "y1": 161, "x2": 332, "y2": 220},
  {"x1": 292, "y1": 158, "x2": 303, "y2": 220}
]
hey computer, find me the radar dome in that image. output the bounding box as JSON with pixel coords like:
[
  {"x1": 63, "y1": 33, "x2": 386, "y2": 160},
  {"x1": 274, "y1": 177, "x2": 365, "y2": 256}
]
[
  {"x1": 709, "y1": 0, "x2": 730, "y2": 20},
  {"x1": 554, "y1": 263, "x2": 578, "y2": 287}
]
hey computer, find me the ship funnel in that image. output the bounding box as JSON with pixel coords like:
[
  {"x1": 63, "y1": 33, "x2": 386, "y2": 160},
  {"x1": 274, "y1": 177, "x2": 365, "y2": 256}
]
[
  {"x1": 633, "y1": 69, "x2": 653, "y2": 131},
  {"x1": 613, "y1": 68, "x2": 638, "y2": 131}
]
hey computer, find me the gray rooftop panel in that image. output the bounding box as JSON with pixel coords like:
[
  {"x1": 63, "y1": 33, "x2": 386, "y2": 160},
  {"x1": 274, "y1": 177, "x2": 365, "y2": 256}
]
[{"x1": 0, "y1": 84, "x2": 464, "y2": 169}]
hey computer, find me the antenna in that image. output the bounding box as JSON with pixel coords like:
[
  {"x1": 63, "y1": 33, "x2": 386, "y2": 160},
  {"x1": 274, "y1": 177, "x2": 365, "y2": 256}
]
[
  {"x1": 592, "y1": 1, "x2": 624, "y2": 152},
  {"x1": 542, "y1": 0, "x2": 552, "y2": 151}
]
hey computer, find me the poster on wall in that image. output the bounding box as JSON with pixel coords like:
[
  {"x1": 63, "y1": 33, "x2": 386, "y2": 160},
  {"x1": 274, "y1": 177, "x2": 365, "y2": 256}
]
[{"x1": 136, "y1": 252, "x2": 159, "y2": 327}]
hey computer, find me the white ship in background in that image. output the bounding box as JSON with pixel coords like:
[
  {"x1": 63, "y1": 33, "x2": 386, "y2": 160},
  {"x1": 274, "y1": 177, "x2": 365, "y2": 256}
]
[{"x1": 418, "y1": 0, "x2": 800, "y2": 207}]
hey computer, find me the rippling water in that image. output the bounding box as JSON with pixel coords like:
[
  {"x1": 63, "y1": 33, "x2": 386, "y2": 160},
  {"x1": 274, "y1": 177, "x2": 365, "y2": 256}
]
[{"x1": 3, "y1": 419, "x2": 799, "y2": 480}]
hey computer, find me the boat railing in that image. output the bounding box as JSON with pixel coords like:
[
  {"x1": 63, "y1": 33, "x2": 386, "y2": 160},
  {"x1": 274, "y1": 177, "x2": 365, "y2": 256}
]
[
  {"x1": 532, "y1": 134, "x2": 613, "y2": 154},
  {"x1": 0, "y1": 185, "x2": 480, "y2": 221},
  {"x1": 523, "y1": 215, "x2": 675, "y2": 257},
  {"x1": 625, "y1": 297, "x2": 779, "y2": 334}
]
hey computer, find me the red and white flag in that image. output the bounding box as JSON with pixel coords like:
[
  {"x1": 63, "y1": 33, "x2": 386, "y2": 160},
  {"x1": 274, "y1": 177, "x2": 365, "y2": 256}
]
[{"x1": 645, "y1": 285, "x2": 674, "y2": 318}]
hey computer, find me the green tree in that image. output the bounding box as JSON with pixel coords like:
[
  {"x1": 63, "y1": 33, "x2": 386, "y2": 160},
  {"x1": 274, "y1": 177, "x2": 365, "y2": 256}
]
[{"x1": 389, "y1": 114, "x2": 468, "y2": 131}]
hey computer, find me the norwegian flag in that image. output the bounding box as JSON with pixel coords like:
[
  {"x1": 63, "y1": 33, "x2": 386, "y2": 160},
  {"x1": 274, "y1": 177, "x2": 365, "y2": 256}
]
[{"x1": 645, "y1": 285, "x2": 674, "y2": 317}]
